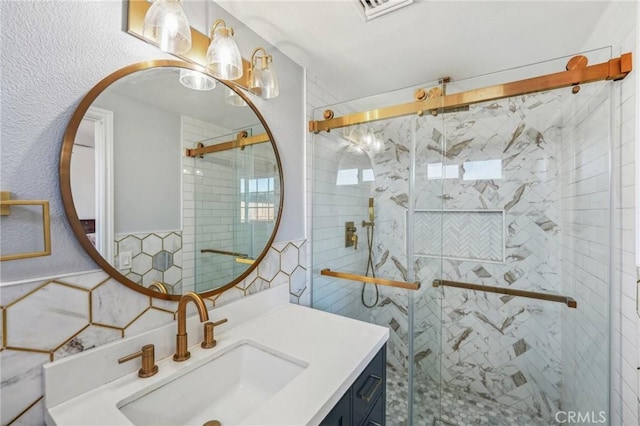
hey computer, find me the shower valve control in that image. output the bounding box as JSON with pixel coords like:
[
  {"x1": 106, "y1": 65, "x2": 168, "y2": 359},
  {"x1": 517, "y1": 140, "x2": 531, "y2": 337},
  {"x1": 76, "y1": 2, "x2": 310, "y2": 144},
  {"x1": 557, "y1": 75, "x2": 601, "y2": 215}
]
[{"x1": 345, "y1": 222, "x2": 358, "y2": 250}]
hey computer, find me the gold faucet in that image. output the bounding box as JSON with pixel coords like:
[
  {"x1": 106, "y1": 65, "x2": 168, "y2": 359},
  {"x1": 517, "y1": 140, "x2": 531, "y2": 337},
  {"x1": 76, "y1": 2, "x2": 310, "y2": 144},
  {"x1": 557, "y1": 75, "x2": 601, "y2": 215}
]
[{"x1": 174, "y1": 292, "x2": 209, "y2": 362}]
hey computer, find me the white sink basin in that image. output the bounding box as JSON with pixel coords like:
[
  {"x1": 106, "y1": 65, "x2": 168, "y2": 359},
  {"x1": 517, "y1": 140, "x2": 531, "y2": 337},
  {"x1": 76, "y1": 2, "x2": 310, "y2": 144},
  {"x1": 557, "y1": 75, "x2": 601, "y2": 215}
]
[{"x1": 118, "y1": 341, "x2": 307, "y2": 426}]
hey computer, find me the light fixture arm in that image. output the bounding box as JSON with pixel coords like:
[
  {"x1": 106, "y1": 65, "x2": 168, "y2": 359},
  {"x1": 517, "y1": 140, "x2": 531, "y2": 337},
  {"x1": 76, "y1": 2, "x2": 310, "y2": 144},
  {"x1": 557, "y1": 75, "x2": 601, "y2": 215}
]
[
  {"x1": 210, "y1": 19, "x2": 234, "y2": 38},
  {"x1": 251, "y1": 47, "x2": 272, "y2": 70}
]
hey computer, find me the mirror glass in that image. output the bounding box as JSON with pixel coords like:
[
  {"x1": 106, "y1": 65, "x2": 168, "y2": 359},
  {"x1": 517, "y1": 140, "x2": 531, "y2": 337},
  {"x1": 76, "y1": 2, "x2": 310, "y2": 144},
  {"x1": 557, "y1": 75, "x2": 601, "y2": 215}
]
[{"x1": 61, "y1": 61, "x2": 282, "y2": 299}]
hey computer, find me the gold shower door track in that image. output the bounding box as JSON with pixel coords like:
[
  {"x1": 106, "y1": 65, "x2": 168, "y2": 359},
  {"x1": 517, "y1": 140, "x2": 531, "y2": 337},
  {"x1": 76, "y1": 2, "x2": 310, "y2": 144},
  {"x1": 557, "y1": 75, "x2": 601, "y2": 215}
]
[
  {"x1": 309, "y1": 53, "x2": 632, "y2": 133},
  {"x1": 186, "y1": 132, "x2": 270, "y2": 157}
]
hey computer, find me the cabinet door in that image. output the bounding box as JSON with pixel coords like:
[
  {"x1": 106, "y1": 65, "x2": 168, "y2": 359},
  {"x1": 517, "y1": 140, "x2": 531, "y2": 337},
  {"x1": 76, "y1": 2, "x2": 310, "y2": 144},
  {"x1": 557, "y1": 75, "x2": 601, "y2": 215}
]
[
  {"x1": 353, "y1": 348, "x2": 385, "y2": 424},
  {"x1": 361, "y1": 393, "x2": 384, "y2": 426},
  {"x1": 320, "y1": 389, "x2": 351, "y2": 426}
]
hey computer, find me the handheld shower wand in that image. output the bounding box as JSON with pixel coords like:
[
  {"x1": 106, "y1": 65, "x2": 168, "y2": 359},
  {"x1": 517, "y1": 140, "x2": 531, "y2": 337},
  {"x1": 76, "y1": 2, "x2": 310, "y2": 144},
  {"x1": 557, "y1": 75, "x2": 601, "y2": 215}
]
[
  {"x1": 363, "y1": 197, "x2": 375, "y2": 228},
  {"x1": 361, "y1": 197, "x2": 378, "y2": 308}
]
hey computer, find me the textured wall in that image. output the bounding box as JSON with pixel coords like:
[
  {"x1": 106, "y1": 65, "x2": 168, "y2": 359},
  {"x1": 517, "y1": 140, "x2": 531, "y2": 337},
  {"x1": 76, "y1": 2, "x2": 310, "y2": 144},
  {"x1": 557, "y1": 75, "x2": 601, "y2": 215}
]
[{"x1": 0, "y1": 0, "x2": 304, "y2": 282}]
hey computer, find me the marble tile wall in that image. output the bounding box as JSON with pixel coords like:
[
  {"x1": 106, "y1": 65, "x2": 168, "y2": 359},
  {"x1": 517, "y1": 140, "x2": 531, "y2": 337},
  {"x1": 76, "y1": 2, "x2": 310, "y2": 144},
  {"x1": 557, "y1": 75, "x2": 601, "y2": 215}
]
[
  {"x1": 0, "y1": 239, "x2": 306, "y2": 425},
  {"x1": 426, "y1": 93, "x2": 565, "y2": 420},
  {"x1": 114, "y1": 231, "x2": 183, "y2": 294}
]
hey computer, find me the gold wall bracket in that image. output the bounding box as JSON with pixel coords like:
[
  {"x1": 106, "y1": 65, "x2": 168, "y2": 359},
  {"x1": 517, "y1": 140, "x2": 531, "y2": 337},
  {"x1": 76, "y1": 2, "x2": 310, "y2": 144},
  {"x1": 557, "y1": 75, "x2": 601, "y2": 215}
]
[
  {"x1": 185, "y1": 132, "x2": 270, "y2": 157},
  {"x1": 0, "y1": 192, "x2": 51, "y2": 261},
  {"x1": 309, "y1": 53, "x2": 632, "y2": 133},
  {"x1": 126, "y1": 0, "x2": 251, "y2": 88}
]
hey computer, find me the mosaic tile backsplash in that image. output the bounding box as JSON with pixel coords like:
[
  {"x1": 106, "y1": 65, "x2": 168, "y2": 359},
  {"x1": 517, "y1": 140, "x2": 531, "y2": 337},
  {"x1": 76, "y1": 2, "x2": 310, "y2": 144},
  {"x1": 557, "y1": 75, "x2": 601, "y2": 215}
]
[
  {"x1": 0, "y1": 239, "x2": 307, "y2": 425},
  {"x1": 114, "y1": 231, "x2": 183, "y2": 294}
]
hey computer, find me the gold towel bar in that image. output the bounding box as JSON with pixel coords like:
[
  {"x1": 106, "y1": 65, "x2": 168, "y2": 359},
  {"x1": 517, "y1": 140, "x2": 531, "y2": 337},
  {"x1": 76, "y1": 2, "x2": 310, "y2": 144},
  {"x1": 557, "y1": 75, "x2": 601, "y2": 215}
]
[
  {"x1": 432, "y1": 279, "x2": 577, "y2": 308},
  {"x1": 201, "y1": 249, "x2": 249, "y2": 258},
  {"x1": 320, "y1": 268, "x2": 420, "y2": 290},
  {"x1": 0, "y1": 195, "x2": 51, "y2": 262}
]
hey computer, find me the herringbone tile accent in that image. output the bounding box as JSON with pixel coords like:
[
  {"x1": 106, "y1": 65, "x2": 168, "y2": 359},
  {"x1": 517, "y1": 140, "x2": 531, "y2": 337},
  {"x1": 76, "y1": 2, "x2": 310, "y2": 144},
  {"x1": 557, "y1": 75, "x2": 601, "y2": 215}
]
[{"x1": 414, "y1": 210, "x2": 504, "y2": 262}]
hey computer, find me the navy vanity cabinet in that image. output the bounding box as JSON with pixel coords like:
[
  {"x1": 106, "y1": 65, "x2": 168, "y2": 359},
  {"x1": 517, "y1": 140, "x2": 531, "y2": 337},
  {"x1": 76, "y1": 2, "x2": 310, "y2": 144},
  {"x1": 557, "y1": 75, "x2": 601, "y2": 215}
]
[{"x1": 320, "y1": 344, "x2": 386, "y2": 426}]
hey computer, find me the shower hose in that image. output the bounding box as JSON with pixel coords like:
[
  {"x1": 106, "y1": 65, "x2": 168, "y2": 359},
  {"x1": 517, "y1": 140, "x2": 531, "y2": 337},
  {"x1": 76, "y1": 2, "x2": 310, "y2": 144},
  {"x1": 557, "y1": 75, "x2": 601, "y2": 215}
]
[{"x1": 361, "y1": 224, "x2": 379, "y2": 308}]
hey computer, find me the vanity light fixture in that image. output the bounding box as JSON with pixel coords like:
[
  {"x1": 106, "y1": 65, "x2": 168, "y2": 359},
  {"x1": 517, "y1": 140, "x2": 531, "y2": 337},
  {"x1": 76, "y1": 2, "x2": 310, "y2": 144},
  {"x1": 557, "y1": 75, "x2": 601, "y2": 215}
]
[
  {"x1": 249, "y1": 47, "x2": 279, "y2": 99},
  {"x1": 179, "y1": 69, "x2": 216, "y2": 91},
  {"x1": 206, "y1": 20, "x2": 243, "y2": 81},
  {"x1": 225, "y1": 87, "x2": 248, "y2": 107},
  {"x1": 128, "y1": 1, "x2": 284, "y2": 99},
  {"x1": 142, "y1": 0, "x2": 192, "y2": 54}
]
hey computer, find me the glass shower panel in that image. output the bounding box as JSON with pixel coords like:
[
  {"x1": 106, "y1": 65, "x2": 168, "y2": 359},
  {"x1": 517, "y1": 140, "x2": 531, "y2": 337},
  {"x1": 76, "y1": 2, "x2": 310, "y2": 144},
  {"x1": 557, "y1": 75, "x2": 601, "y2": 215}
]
[
  {"x1": 559, "y1": 79, "x2": 611, "y2": 421},
  {"x1": 411, "y1": 99, "x2": 447, "y2": 425},
  {"x1": 193, "y1": 132, "x2": 245, "y2": 293},
  {"x1": 193, "y1": 127, "x2": 276, "y2": 293},
  {"x1": 311, "y1": 82, "x2": 446, "y2": 424},
  {"x1": 421, "y1": 48, "x2": 612, "y2": 425}
]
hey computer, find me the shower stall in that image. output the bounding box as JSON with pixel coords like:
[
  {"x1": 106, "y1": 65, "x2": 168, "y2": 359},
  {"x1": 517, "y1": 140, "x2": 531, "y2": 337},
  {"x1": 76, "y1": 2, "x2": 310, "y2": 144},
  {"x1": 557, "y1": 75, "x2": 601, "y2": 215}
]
[{"x1": 310, "y1": 48, "x2": 628, "y2": 425}]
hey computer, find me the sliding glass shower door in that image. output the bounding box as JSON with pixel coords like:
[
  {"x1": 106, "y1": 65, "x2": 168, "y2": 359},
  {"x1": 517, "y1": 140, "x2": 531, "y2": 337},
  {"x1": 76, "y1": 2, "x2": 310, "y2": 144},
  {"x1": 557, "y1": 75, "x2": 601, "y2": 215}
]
[
  {"x1": 311, "y1": 47, "x2": 614, "y2": 426},
  {"x1": 311, "y1": 88, "x2": 446, "y2": 424}
]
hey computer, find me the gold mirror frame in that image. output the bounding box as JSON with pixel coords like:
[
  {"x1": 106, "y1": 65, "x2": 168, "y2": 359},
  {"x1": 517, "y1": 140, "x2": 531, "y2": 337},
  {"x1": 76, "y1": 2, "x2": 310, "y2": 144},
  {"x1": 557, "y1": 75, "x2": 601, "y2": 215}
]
[{"x1": 59, "y1": 59, "x2": 284, "y2": 301}]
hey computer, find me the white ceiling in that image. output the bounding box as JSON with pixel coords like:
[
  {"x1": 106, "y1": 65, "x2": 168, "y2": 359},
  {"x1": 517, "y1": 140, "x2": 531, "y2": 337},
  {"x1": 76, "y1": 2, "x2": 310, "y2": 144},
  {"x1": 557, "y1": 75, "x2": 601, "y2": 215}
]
[{"x1": 216, "y1": 0, "x2": 611, "y2": 101}]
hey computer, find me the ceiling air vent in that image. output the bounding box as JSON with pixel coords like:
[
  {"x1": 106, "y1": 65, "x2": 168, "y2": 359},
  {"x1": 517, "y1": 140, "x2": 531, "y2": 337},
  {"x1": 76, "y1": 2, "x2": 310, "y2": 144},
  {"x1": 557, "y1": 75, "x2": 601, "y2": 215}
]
[{"x1": 356, "y1": 0, "x2": 414, "y2": 21}]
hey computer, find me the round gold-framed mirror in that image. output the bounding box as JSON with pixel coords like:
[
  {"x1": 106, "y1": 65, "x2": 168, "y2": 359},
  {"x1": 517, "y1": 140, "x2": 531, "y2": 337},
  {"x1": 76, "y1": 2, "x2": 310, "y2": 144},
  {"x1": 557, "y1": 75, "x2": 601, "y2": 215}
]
[{"x1": 60, "y1": 60, "x2": 283, "y2": 300}]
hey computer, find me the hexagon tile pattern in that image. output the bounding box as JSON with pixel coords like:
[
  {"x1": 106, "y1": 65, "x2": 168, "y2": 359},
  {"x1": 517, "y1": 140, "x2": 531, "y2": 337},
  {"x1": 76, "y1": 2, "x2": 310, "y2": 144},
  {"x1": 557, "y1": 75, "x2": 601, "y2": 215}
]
[
  {"x1": 115, "y1": 231, "x2": 183, "y2": 292},
  {"x1": 1, "y1": 239, "x2": 307, "y2": 425}
]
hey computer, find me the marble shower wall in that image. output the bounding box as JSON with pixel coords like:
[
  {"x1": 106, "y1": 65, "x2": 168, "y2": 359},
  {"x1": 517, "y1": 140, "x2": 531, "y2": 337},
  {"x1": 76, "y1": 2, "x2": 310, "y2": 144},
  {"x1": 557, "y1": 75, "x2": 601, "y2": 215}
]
[
  {"x1": 351, "y1": 91, "x2": 565, "y2": 420},
  {"x1": 0, "y1": 239, "x2": 307, "y2": 426}
]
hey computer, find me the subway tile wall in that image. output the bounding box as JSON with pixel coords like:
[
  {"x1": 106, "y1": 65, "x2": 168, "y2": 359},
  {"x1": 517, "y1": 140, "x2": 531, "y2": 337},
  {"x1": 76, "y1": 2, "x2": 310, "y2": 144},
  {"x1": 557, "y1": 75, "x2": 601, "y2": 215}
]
[
  {"x1": 181, "y1": 116, "x2": 234, "y2": 293},
  {"x1": 559, "y1": 80, "x2": 612, "y2": 417},
  {"x1": 578, "y1": 2, "x2": 638, "y2": 425},
  {"x1": 0, "y1": 238, "x2": 306, "y2": 425}
]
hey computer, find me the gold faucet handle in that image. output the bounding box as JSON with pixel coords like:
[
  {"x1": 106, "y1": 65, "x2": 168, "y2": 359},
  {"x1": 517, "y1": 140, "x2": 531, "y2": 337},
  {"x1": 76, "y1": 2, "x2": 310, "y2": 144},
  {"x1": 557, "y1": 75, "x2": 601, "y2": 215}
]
[
  {"x1": 118, "y1": 344, "x2": 159, "y2": 378},
  {"x1": 352, "y1": 233, "x2": 358, "y2": 250},
  {"x1": 201, "y1": 318, "x2": 229, "y2": 349}
]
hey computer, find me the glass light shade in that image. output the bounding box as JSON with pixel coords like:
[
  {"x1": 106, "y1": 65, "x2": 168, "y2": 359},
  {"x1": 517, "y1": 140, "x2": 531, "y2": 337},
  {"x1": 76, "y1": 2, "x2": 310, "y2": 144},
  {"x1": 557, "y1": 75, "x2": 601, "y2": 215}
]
[
  {"x1": 206, "y1": 28, "x2": 243, "y2": 80},
  {"x1": 179, "y1": 69, "x2": 216, "y2": 91},
  {"x1": 142, "y1": 0, "x2": 192, "y2": 54},
  {"x1": 249, "y1": 61, "x2": 279, "y2": 99},
  {"x1": 225, "y1": 87, "x2": 247, "y2": 107}
]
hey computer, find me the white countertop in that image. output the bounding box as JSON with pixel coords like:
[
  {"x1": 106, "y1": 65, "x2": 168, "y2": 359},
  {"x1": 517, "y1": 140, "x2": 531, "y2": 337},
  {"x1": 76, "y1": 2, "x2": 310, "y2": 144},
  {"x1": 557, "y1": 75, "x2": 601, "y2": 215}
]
[{"x1": 45, "y1": 292, "x2": 388, "y2": 426}]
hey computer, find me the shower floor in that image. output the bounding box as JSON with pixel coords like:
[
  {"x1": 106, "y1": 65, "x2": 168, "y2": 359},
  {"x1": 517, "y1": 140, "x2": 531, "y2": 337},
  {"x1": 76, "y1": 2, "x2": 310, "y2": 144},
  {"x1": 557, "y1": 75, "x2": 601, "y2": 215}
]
[{"x1": 386, "y1": 366, "x2": 558, "y2": 426}]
